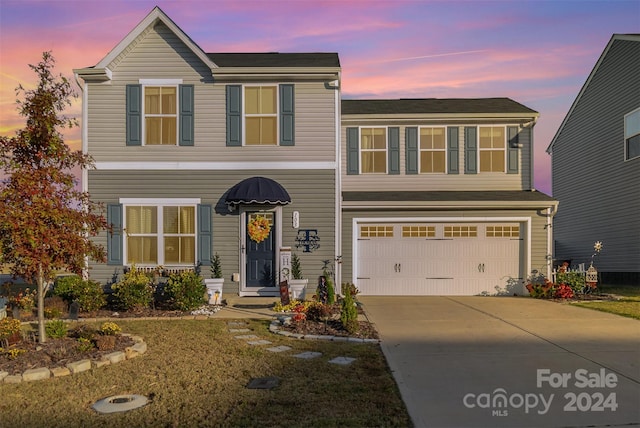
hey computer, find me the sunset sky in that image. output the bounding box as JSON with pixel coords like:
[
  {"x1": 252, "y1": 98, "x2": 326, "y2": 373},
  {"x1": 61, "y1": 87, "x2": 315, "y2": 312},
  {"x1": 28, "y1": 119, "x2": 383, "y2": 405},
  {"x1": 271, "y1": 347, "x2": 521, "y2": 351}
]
[{"x1": 1, "y1": 0, "x2": 639, "y2": 195}]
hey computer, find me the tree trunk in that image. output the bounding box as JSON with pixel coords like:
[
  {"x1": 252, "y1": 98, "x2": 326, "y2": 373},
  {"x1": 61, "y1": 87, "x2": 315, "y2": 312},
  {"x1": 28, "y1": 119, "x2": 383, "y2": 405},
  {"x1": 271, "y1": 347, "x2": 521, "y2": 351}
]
[{"x1": 37, "y1": 267, "x2": 47, "y2": 343}]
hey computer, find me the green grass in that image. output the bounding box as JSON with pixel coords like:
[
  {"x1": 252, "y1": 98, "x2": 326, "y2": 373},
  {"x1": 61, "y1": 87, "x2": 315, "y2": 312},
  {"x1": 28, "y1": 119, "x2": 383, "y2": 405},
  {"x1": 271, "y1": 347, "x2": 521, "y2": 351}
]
[
  {"x1": 573, "y1": 284, "x2": 640, "y2": 320},
  {"x1": 0, "y1": 319, "x2": 411, "y2": 428}
]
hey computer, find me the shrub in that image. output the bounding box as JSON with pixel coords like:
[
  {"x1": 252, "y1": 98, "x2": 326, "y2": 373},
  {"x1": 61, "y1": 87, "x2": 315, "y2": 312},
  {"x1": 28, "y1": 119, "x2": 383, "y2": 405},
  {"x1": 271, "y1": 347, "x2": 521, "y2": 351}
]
[
  {"x1": 306, "y1": 301, "x2": 332, "y2": 322},
  {"x1": 554, "y1": 284, "x2": 575, "y2": 299},
  {"x1": 0, "y1": 318, "x2": 21, "y2": 340},
  {"x1": 291, "y1": 253, "x2": 303, "y2": 280},
  {"x1": 111, "y1": 266, "x2": 154, "y2": 311},
  {"x1": 210, "y1": 253, "x2": 223, "y2": 278},
  {"x1": 44, "y1": 296, "x2": 67, "y2": 319},
  {"x1": 556, "y1": 271, "x2": 586, "y2": 294},
  {"x1": 340, "y1": 285, "x2": 359, "y2": 334},
  {"x1": 100, "y1": 321, "x2": 121, "y2": 336},
  {"x1": 53, "y1": 275, "x2": 106, "y2": 312},
  {"x1": 76, "y1": 337, "x2": 94, "y2": 352},
  {"x1": 165, "y1": 270, "x2": 206, "y2": 311},
  {"x1": 69, "y1": 324, "x2": 98, "y2": 341},
  {"x1": 45, "y1": 320, "x2": 68, "y2": 339},
  {"x1": 342, "y1": 282, "x2": 359, "y2": 297},
  {"x1": 525, "y1": 271, "x2": 555, "y2": 299}
]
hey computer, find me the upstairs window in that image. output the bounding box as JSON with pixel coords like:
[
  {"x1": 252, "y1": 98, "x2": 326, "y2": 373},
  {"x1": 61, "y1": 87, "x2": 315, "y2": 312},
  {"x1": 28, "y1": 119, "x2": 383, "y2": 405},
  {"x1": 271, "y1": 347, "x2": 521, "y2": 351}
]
[
  {"x1": 245, "y1": 86, "x2": 278, "y2": 145},
  {"x1": 625, "y1": 108, "x2": 640, "y2": 161},
  {"x1": 144, "y1": 86, "x2": 177, "y2": 145},
  {"x1": 360, "y1": 127, "x2": 387, "y2": 173},
  {"x1": 479, "y1": 126, "x2": 505, "y2": 172},
  {"x1": 420, "y1": 127, "x2": 446, "y2": 173}
]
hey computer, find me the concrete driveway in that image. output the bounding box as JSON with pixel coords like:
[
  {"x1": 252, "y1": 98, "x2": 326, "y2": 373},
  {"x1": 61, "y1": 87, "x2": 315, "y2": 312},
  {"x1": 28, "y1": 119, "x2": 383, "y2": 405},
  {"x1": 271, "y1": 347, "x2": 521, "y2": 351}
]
[{"x1": 359, "y1": 296, "x2": 640, "y2": 428}]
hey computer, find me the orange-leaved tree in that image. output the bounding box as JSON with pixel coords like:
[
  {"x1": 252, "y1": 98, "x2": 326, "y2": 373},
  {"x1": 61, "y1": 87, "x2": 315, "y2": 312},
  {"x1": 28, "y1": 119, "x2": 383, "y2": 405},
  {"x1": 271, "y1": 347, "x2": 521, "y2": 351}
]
[{"x1": 0, "y1": 52, "x2": 107, "y2": 343}]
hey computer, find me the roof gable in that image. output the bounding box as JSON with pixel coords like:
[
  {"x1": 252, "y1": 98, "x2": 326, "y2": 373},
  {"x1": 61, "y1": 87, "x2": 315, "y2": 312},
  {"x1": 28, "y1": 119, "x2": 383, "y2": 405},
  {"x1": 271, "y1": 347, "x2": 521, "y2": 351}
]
[
  {"x1": 94, "y1": 6, "x2": 215, "y2": 71},
  {"x1": 547, "y1": 34, "x2": 640, "y2": 153}
]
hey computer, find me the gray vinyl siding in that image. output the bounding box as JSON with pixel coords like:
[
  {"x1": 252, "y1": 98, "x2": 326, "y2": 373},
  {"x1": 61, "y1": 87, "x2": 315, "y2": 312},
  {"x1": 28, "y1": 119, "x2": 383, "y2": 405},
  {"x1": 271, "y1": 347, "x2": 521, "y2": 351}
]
[
  {"x1": 552, "y1": 39, "x2": 640, "y2": 274},
  {"x1": 87, "y1": 169, "x2": 336, "y2": 290},
  {"x1": 341, "y1": 123, "x2": 532, "y2": 191},
  {"x1": 340, "y1": 208, "x2": 550, "y2": 288},
  {"x1": 86, "y1": 22, "x2": 336, "y2": 163}
]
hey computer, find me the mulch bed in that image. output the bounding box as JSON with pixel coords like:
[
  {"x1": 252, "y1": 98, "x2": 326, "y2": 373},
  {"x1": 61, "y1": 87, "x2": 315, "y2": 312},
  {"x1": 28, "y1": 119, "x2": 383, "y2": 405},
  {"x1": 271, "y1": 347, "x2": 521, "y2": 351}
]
[{"x1": 280, "y1": 319, "x2": 379, "y2": 339}]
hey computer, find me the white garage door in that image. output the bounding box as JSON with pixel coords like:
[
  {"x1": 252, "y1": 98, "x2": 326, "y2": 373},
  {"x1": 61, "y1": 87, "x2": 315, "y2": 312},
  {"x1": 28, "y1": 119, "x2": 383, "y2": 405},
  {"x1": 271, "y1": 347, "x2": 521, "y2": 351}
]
[{"x1": 356, "y1": 222, "x2": 522, "y2": 295}]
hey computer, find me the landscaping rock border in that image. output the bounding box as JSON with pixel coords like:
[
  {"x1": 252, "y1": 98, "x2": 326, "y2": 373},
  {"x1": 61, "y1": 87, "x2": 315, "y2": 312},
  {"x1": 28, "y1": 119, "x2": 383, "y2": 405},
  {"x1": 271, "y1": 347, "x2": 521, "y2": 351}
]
[
  {"x1": 269, "y1": 317, "x2": 380, "y2": 343},
  {"x1": 0, "y1": 333, "x2": 147, "y2": 384}
]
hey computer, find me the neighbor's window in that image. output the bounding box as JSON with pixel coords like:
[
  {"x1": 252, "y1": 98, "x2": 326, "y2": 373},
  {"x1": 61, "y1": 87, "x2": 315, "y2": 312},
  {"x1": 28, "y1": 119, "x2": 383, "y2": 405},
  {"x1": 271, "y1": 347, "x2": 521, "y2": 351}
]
[
  {"x1": 360, "y1": 128, "x2": 387, "y2": 173},
  {"x1": 479, "y1": 126, "x2": 505, "y2": 172},
  {"x1": 144, "y1": 86, "x2": 177, "y2": 145},
  {"x1": 125, "y1": 204, "x2": 196, "y2": 265},
  {"x1": 420, "y1": 127, "x2": 446, "y2": 173},
  {"x1": 625, "y1": 108, "x2": 640, "y2": 160},
  {"x1": 245, "y1": 86, "x2": 277, "y2": 145}
]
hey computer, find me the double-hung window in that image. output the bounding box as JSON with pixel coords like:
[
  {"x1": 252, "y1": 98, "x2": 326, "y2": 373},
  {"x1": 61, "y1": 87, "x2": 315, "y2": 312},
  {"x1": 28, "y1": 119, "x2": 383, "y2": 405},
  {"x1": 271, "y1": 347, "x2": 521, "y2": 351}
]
[
  {"x1": 125, "y1": 203, "x2": 196, "y2": 266},
  {"x1": 625, "y1": 108, "x2": 640, "y2": 161},
  {"x1": 144, "y1": 86, "x2": 177, "y2": 145},
  {"x1": 479, "y1": 126, "x2": 505, "y2": 172},
  {"x1": 245, "y1": 86, "x2": 277, "y2": 145},
  {"x1": 360, "y1": 127, "x2": 387, "y2": 173},
  {"x1": 226, "y1": 84, "x2": 294, "y2": 147},
  {"x1": 420, "y1": 127, "x2": 446, "y2": 173}
]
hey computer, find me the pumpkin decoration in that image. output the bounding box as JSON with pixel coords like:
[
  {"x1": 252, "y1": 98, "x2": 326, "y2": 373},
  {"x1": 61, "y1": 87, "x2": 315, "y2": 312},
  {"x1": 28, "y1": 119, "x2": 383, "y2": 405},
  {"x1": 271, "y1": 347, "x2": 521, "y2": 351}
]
[{"x1": 248, "y1": 214, "x2": 271, "y2": 243}]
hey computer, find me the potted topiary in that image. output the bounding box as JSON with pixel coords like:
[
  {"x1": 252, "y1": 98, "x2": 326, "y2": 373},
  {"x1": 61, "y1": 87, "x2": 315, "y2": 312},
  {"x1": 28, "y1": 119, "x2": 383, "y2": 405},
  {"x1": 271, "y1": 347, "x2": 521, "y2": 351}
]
[
  {"x1": 204, "y1": 253, "x2": 224, "y2": 305},
  {"x1": 288, "y1": 253, "x2": 308, "y2": 300}
]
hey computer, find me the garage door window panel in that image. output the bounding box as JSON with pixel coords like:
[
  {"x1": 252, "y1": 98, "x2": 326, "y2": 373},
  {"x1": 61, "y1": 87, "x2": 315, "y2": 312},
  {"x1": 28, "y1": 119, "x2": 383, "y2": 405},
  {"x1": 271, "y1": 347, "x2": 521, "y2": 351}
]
[
  {"x1": 402, "y1": 225, "x2": 435, "y2": 237},
  {"x1": 360, "y1": 225, "x2": 394, "y2": 238},
  {"x1": 444, "y1": 225, "x2": 478, "y2": 238}
]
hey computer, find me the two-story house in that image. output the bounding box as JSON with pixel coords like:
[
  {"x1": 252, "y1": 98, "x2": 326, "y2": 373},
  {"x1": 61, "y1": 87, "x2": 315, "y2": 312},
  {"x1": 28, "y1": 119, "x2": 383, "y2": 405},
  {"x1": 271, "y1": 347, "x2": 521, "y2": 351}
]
[
  {"x1": 547, "y1": 34, "x2": 639, "y2": 285},
  {"x1": 74, "y1": 7, "x2": 341, "y2": 296},
  {"x1": 341, "y1": 99, "x2": 558, "y2": 295},
  {"x1": 75, "y1": 7, "x2": 557, "y2": 297}
]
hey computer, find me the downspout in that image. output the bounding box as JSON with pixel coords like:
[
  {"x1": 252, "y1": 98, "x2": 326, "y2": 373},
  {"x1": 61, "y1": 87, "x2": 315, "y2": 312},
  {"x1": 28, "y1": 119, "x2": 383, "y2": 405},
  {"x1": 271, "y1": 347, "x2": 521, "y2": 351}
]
[
  {"x1": 545, "y1": 205, "x2": 558, "y2": 280},
  {"x1": 75, "y1": 72, "x2": 90, "y2": 280},
  {"x1": 334, "y1": 72, "x2": 342, "y2": 295}
]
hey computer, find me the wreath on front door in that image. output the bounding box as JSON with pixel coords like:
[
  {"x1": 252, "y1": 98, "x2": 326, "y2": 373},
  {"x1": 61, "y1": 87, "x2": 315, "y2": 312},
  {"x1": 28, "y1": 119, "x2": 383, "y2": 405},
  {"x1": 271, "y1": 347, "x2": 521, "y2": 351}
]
[{"x1": 248, "y1": 215, "x2": 271, "y2": 243}]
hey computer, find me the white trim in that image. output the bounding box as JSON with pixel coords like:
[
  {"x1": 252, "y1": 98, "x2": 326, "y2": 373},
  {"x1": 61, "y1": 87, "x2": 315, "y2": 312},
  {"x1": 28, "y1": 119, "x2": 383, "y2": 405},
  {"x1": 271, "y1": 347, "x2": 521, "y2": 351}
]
[
  {"x1": 351, "y1": 216, "x2": 532, "y2": 291},
  {"x1": 97, "y1": 161, "x2": 336, "y2": 170},
  {"x1": 121, "y1": 200, "x2": 200, "y2": 266},
  {"x1": 334, "y1": 72, "x2": 342, "y2": 291},
  {"x1": 139, "y1": 78, "x2": 183, "y2": 85},
  {"x1": 119, "y1": 198, "x2": 201, "y2": 205}
]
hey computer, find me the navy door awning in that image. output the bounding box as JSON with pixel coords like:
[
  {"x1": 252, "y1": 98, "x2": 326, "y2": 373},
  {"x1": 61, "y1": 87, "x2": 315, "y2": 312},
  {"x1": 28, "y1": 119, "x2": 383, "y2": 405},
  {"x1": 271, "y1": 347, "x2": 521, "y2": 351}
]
[{"x1": 226, "y1": 177, "x2": 292, "y2": 206}]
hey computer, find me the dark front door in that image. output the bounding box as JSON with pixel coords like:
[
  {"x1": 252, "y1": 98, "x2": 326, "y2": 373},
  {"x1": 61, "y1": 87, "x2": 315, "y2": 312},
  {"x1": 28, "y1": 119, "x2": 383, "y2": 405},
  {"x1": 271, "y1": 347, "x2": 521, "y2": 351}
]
[{"x1": 246, "y1": 212, "x2": 275, "y2": 288}]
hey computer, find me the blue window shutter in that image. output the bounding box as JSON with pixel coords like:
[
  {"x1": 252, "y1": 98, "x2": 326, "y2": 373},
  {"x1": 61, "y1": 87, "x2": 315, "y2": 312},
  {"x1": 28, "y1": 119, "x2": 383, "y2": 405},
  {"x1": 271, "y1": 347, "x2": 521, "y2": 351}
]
[
  {"x1": 179, "y1": 84, "x2": 194, "y2": 146},
  {"x1": 107, "y1": 204, "x2": 123, "y2": 265},
  {"x1": 388, "y1": 127, "x2": 400, "y2": 174},
  {"x1": 507, "y1": 126, "x2": 519, "y2": 174},
  {"x1": 126, "y1": 85, "x2": 142, "y2": 146},
  {"x1": 197, "y1": 204, "x2": 212, "y2": 266},
  {"x1": 226, "y1": 85, "x2": 242, "y2": 146},
  {"x1": 346, "y1": 127, "x2": 359, "y2": 175},
  {"x1": 279, "y1": 84, "x2": 295, "y2": 146},
  {"x1": 447, "y1": 126, "x2": 459, "y2": 174},
  {"x1": 405, "y1": 127, "x2": 418, "y2": 174},
  {"x1": 464, "y1": 127, "x2": 477, "y2": 174}
]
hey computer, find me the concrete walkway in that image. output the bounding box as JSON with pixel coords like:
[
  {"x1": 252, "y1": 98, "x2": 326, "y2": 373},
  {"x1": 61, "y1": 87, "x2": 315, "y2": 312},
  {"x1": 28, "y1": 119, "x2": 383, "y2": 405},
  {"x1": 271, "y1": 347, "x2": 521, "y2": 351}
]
[{"x1": 359, "y1": 296, "x2": 640, "y2": 428}]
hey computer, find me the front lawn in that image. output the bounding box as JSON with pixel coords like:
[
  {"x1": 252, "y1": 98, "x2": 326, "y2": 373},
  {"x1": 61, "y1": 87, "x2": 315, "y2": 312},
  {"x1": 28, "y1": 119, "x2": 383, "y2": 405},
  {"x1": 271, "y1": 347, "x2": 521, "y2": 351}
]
[
  {"x1": 572, "y1": 284, "x2": 640, "y2": 320},
  {"x1": 0, "y1": 319, "x2": 411, "y2": 427}
]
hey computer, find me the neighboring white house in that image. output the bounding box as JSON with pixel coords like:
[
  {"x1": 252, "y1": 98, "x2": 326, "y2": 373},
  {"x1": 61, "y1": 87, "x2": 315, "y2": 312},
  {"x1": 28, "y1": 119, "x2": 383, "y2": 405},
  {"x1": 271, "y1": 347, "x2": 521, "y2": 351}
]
[{"x1": 547, "y1": 34, "x2": 640, "y2": 285}]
